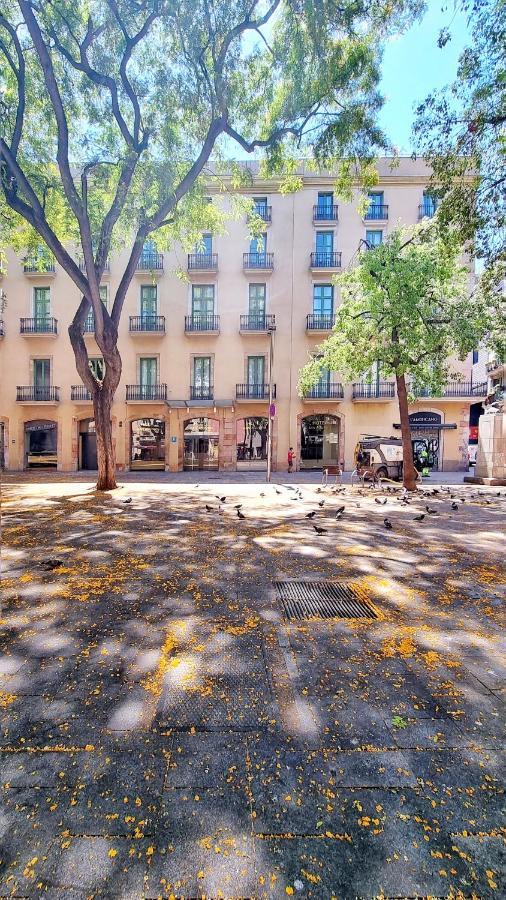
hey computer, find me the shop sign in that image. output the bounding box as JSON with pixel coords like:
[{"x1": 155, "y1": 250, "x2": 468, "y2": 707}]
[
  {"x1": 25, "y1": 422, "x2": 57, "y2": 432},
  {"x1": 408, "y1": 411, "x2": 442, "y2": 427}
]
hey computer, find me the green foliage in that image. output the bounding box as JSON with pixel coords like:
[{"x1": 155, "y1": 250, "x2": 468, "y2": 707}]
[
  {"x1": 414, "y1": 0, "x2": 506, "y2": 265},
  {"x1": 391, "y1": 715, "x2": 409, "y2": 729},
  {"x1": 299, "y1": 220, "x2": 491, "y2": 395}
]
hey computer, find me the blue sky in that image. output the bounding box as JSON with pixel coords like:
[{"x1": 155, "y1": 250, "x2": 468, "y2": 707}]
[{"x1": 378, "y1": 0, "x2": 471, "y2": 152}]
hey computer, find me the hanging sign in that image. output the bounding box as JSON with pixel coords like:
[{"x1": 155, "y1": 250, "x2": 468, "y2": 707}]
[
  {"x1": 408, "y1": 411, "x2": 442, "y2": 427},
  {"x1": 269, "y1": 404, "x2": 276, "y2": 417}
]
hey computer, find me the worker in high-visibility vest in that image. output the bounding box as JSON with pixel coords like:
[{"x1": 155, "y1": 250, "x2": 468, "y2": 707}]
[{"x1": 419, "y1": 445, "x2": 430, "y2": 477}]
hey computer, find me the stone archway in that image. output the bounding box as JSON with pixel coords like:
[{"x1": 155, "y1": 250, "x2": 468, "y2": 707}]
[
  {"x1": 299, "y1": 413, "x2": 341, "y2": 470},
  {"x1": 24, "y1": 419, "x2": 58, "y2": 468},
  {"x1": 183, "y1": 417, "x2": 219, "y2": 470},
  {"x1": 130, "y1": 417, "x2": 166, "y2": 470}
]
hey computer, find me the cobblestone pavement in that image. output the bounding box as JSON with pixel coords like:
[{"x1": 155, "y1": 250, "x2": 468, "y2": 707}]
[{"x1": 1, "y1": 475, "x2": 505, "y2": 898}]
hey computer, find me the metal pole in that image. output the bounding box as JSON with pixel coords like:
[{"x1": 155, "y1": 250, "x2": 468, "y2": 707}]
[{"x1": 266, "y1": 326, "x2": 274, "y2": 482}]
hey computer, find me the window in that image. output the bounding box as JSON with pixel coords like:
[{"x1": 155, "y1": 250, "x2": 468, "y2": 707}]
[
  {"x1": 368, "y1": 191, "x2": 384, "y2": 207},
  {"x1": 196, "y1": 233, "x2": 213, "y2": 255},
  {"x1": 33, "y1": 358, "x2": 50, "y2": 386},
  {"x1": 85, "y1": 285, "x2": 108, "y2": 330},
  {"x1": 247, "y1": 355, "x2": 265, "y2": 386},
  {"x1": 249, "y1": 233, "x2": 267, "y2": 256},
  {"x1": 365, "y1": 230, "x2": 383, "y2": 247},
  {"x1": 193, "y1": 356, "x2": 212, "y2": 395},
  {"x1": 315, "y1": 231, "x2": 334, "y2": 254},
  {"x1": 248, "y1": 284, "x2": 266, "y2": 316},
  {"x1": 192, "y1": 284, "x2": 215, "y2": 316},
  {"x1": 313, "y1": 284, "x2": 333, "y2": 316},
  {"x1": 472, "y1": 349, "x2": 479, "y2": 365},
  {"x1": 316, "y1": 192, "x2": 333, "y2": 217},
  {"x1": 366, "y1": 192, "x2": 386, "y2": 220},
  {"x1": 317, "y1": 367, "x2": 331, "y2": 388},
  {"x1": 140, "y1": 357, "x2": 158, "y2": 385},
  {"x1": 89, "y1": 357, "x2": 105, "y2": 382},
  {"x1": 140, "y1": 285, "x2": 157, "y2": 318},
  {"x1": 33, "y1": 287, "x2": 50, "y2": 320},
  {"x1": 422, "y1": 191, "x2": 437, "y2": 217},
  {"x1": 253, "y1": 197, "x2": 268, "y2": 217}
]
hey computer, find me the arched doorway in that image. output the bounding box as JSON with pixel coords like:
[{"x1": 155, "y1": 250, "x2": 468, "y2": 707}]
[
  {"x1": 300, "y1": 414, "x2": 340, "y2": 469},
  {"x1": 130, "y1": 418, "x2": 165, "y2": 470},
  {"x1": 24, "y1": 420, "x2": 58, "y2": 468},
  {"x1": 184, "y1": 417, "x2": 219, "y2": 470},
  {"x1": 236, "y1": 417, "x2": 268, "y2": 470},
  {"x1": 79, "y1": 418, "x2": 97, "y2": 470},
  {"x1": 409, "y1": 411, "x2": 443, "y2": 471}
]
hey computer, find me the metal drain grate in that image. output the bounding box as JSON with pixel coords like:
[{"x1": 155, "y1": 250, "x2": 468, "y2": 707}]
[{"x1": 274, "y1": 581, "x2": 378, "y2": 621}]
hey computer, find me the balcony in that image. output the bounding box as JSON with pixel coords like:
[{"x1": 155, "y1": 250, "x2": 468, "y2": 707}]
[
  {"x1": 243, "y1": 252, "x2": 274, "y2": 272},
  {"x1": 190, "y1": 385, "x2": 214, "y2": 401},
  {"x1": 185, "y1": 314, "x2": 220, "y2": 334},
  {"x1": 412, "y1": 382, "x2": 488, "y2": 399},
  {"x1": 187, "y1": 253, "x2": 218, "y2": 273},
  {"x1": 418, "y1": 204, "x2": 437, "y2": 220},
  {"x1": 71, "y1": 385, "x2": 93, "y2": 402},
  {"x1": 126, "y1": 384, "x2": 167, "y2": 402},
  {"x1": 486, "y1": 356, "x2": 505, "y2": 377},
  {"x1": 78, "y1": 257, "x2": 110, "y2": 273},
  {"x1": 313, "y1": 204, "x2": 339, "y2": 223},
  {"x1": 352, "y1": 382, "x2": 396, "y2": 401},
  {"x1": 303, "y1": 383, "x2": 344, "y2": 401},
  {"x1": 310, "y1": 251, "x2": 341, "y2": 270},
  {"x1": 249, "y1": 205, "x2": 272, "y2": 224},
  {"x1": 306, "y1": 313, "x2": 336, "y2": 332},
  {"x1": 236, "y1": 384, "x2": 276, "y2": 401},
  {"x1": 364, "y1": 204, "x2": 389, "y2": 221},
  {"x1": 16, "y1": 386, "x2": 60, "y2": 403},
  {"x1": 239, "y1": 314, "x2": 276, "y2": 333},
  {"x1": 129, "y1": 315, "x2": 166, "y2": 334},
  {"x1": 23, "y1": 257, "x2": 56, "y2": 275},
  {"x1": 20, "y1": 317, "x2": 58, "y2": 336},
  {"x1": 135, "y1": 252, "x2": 164, "y2": 273}
]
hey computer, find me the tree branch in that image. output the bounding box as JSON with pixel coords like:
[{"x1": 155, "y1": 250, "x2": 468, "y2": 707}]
[{"x1": 0, "y1": 15, "x2": 25, "y2": 155}]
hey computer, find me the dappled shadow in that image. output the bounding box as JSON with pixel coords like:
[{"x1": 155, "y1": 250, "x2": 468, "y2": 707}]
[{"x1": 1, "y1": 477, "x2": 505, "y2": 896}]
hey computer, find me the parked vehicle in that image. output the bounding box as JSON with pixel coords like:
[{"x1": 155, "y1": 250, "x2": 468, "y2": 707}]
[{"x1": 354, "y1": 435, "x2": 403, "y2": 480}]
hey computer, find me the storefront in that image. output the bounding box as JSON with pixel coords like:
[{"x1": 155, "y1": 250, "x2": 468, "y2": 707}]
[
  {"x1": 300, "y1": 414, "x2": 340, "y2": 469},
  {"x1": 25, "y1": 420, "x2": 58, "y2": 467},
  {"x1": 236, "y1": 417, "x2": 268, "y2": 470},
  {"x1": 393, "y1": 411, "x2": 459, "y2": 471},
  {"x1": 183, "y1": 417, "x2": 219, "y2": 470},
  {"x1": 130, "y1": 418, "x2": 165, "y2": 470}
]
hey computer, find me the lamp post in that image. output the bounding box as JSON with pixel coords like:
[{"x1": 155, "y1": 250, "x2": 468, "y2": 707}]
[{"x1": 266, "y1": 323, "x2": 275, "y2": 482}]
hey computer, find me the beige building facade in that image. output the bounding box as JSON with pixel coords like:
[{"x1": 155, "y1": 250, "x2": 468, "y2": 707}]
[{"x1": 0, "y1": 159, "x2": 487, "y2": 475}]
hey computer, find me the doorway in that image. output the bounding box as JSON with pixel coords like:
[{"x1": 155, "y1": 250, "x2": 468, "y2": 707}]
[
  {"x1": 79, "y1": 419, "x2": 97, "y2": 470},
  {"x1": 300, "y1": 414, "x2": 340, "y2": 469},
  {"x1": 25, "y1": 420, "x2": 57, "y2": 467},
  {"x1": 130, "y1": 418, "x2": 165, "y2": 470},
  {"x1": 412, "y1": 434, "x2": 440, "y2": 471},
  {"x1": 183, "y1": 418, "x2": 219, "y2": 469}
]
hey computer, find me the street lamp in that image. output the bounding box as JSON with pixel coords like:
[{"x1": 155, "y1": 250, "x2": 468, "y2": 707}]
[{"x1": 266, "y1": 323, "x2": 275, "y2": 482}]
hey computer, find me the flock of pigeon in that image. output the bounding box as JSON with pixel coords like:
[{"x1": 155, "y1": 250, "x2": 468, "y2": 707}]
[{"x1": 195, "y1": 482, "x2": 503, "y2": 535}]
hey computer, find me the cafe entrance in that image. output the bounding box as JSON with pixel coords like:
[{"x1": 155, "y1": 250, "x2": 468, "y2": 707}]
[{"x1": 183, "y1": 417, "x2": 219, "y2": 470}]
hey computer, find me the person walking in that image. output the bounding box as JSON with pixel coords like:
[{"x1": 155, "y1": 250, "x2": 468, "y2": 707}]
[{"x1": 287, "y1": 446, "x2": 295, "y2": 473}]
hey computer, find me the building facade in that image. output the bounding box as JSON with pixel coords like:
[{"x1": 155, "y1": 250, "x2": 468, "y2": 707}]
[{"x1": 0, "y1": 159, "x2": 487, "y2": 474}]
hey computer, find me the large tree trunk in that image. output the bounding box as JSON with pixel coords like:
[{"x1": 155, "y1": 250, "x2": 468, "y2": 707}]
[
  {"x1": 396, "y1": 373, "x2": 418, "y2": 491},
  {"x1": 93, "y1": 387, "x2": 117, "y2": 491}
]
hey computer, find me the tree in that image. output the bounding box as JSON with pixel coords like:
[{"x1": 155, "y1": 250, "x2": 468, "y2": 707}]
[
  {"x1": 0, "y1": 0, "x2": 421, "y2": 490},
  {"x1": 299, "y1": 221, "x2": 491, "y2": 490},
  {"x1": 414, "y1": 0, "x2": 506, "y2": 266}
]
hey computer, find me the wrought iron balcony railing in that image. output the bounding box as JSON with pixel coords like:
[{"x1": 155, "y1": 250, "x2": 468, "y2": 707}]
[
  {"x1": 129, "y1": 315, "x2": 166, "y2": 333},
  {"x1": 313, "y1": 204, "x2": 339, "y2": 221},
  {"x1": 303, "y1": 383, "x2": 344, "y2": 399},
  {"x1": 310, "y1": 251, "x2": 342, "y2": 268},
  {"x1": 17, "y1": 385, "x2": 60, "y2": 402},
  {"x1": 78, "y1": 257, "x2": 110, "y2": 272},
  {"x1": 239, "y1": 314, "x2": 276, "y2": 331},
  {"x1": 306, "y1": 313, "x2": 335, "y2": 331},
  {"x1": 249, "y1": 205, "x2": 272, "y2": 223},
  {"x1": 23, "y1": 258, "x2": 56, "y2": 273},
  {"x1": 243, "y1": 252, "x2": 274, "y2": 269},
  {"x1": 418, "y1": 203, "x2": 437, "y2": 219},
  {"x1": 352, "y1": 382, "x2": 396, "y2": 399},
  {"x1": 126, "y1": 384, "x2": 167, "y2": 401},
  {"x1": 0, "y1": 320, "x2": 4, "y2": 337},
  {"x1": 187, "y1": 253, "x2": 218, "y2": 271},
  {"x1": 185, "y1": 314, "x2": 220, "y2": 332},
  {"x1": 190, "y1": 385, "x2": 214, "y2": 401},
  {"x1": 413, "y1": 382, "x2": 488, "y2": 398},
  {"x1": 71, "y1": 385, "x2": 93, "y2": 401},
  {"x1": 20, "y1": 317, "x2": 58, "y2": 334},
  {"x1": 236, "y1": 383, "x2": 276, "y2": 400},
  {"x1": 364, "y1": 204, "x2": 389, "y2": 220},
  {"x1": 135, "y1": 252, "x2": 164, "y2": 271}
]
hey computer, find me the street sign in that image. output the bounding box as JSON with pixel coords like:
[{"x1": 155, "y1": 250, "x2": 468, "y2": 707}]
[{"x1": 269, "y1": 403, "x2": 276, "y2": 417}]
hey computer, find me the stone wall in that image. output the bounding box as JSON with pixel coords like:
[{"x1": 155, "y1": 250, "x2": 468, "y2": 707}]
[{"x1": 475, "y1": 413, "x2": 506, "y2": 480}]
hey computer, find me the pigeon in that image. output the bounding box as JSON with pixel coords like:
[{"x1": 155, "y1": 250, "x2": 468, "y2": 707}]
[
  {"x1": 316, "y1": 487, "x2": 322, "y2": 493},
  {"x1": 414, "y1": 513, "x2": 425, "y2": 521},
  {"x1": 335, "y1": 506, "x2": 345, "y2": 519},
  {"x1": 426, "y1": 506, "x2": 438, "y2": 514},
  {"x1": 123, "y1": 498, "x2": 132, "y2": 504},
  {"x1": 451, "y1": 502, "x2": 459, "y2": 511},
  {"x1": 375, "y1": 497, "x2": 387, "y2": 505},
  {"x1": 305, "y1": 511, "x2": 316, "y2": 519},
  {"x1": 234, "y1": 504, "x2": 242, "y2": 510},
  {"x1": 40, "y1": 558, "x2": 65, "y2": 570},
  {"x1": 194, "y1": 484, "x2": 200, "y2": 488},
  {"x1": 205, "y1": 504, "x2": 213, "y2": 512},
  {"x1": 384, "y1": 517, "x2": 393, "y2": 529},
  {"x1": 237, "y1": 510, "x2": 245, "y2": 519},
  {"x1": 318, "y1": 499, "x2": 325, "y2": 508},
  {"x1": 274, "y1": 487, "x2": 282, "y2": 495},
  {"x1": 216, "y1": 496, "x2": 226, "y2": 503},
  {"x1": 313, "y1": 524, "x2": 327, "y2": 534},
  {"x1": 260, "y1": 492, "x2": 265, "y2": 498}
]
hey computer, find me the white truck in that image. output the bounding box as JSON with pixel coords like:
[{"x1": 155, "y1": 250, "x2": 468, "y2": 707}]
[{"x1": 354, "y1": 435, "x2": 404, "y2": 481}]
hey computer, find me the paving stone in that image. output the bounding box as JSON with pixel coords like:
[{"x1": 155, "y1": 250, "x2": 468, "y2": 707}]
[
  {"x1": 165, "y1": 731, "x2": 248, "y2": 789},
  {"x1": 386, "y1": 715, "x2": 475, "y2": 749},
  {"x1": 35, "y1": 835, "x2": 146, "y2": 898},
  {"x1": 404, "y1": 749, "x2": 505, "y2": 790},
  {"x1": 0, "y1": 789, "x2": 60, "y2": 897}
]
